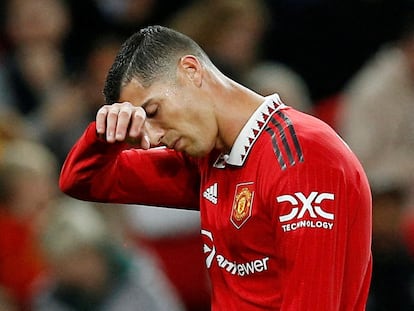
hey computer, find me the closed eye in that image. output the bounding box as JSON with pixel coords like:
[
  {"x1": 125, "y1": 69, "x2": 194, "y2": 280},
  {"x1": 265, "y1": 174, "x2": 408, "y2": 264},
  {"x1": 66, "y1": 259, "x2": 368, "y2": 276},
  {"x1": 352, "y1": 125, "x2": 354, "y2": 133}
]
[{"x1": 144, "y1": 105, "x2": 158, "y2": 118}]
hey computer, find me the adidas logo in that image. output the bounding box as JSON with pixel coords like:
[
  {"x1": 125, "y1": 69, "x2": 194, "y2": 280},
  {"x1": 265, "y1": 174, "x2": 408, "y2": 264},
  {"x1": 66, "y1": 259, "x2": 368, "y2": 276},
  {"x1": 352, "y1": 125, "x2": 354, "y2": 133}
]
[{"x1": 203, "y1": 183, "x2": 218, "y2": 204}]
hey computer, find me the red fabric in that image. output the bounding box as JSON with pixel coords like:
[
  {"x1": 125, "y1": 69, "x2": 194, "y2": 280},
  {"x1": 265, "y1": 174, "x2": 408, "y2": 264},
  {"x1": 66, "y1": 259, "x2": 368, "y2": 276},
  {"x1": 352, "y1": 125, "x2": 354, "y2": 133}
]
[
  {"x1": 0, "y1": 209, "x2": 46, "y2": 310},
  {"x1": 401, "y1": 209, "x2": 414, "y2": 257},
  {"x1": 312, "y1": 94, "x2": 343, "y2": 131}
]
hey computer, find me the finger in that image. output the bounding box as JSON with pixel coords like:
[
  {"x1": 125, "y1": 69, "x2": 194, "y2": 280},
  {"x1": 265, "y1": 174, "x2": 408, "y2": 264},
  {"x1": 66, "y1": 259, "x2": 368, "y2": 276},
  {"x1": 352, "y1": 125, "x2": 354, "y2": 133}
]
[
  {"x1": 144, "y1": 121, "x2": 162, "y2": 147},
  {"x1": 96, "y1": 106, "x2": 109, "y2": 134},
  {"x1": 106, "y1": 105, "x2": 120, "y2": 143},
  {"x1": 115, "y1": 105, "x2": 133, "y2": 141},
  {"x1": 140, "y1": 134, "x2": 150, "y2": 150},
  {"x1": 128, "y1": 107, "x2": 146, "y2": 138}
]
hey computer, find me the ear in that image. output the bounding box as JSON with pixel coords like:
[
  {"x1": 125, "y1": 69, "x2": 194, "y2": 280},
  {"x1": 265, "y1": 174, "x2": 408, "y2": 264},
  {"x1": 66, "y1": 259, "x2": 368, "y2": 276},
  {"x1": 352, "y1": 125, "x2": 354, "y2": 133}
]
[{"x1": 178, "y1": 55, "x2": 203, "y2": 87}]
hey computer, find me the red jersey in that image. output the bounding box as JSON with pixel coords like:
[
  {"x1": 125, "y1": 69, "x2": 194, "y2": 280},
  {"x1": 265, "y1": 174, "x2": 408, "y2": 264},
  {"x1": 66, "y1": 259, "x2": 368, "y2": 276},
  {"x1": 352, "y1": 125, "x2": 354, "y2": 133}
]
[{"x1": 60, "y1": 94, "x2": 372, "y2": 310}]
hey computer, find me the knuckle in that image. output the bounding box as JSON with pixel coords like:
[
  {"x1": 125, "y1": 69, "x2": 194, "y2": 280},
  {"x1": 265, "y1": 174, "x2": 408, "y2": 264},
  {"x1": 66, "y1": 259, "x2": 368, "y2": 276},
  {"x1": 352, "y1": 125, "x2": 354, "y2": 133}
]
[
  {"x1": 119, "y1": 108, "x2": 131, "y2": 117},
  {"x1": 97, "y1": 106, "x2": 108, "y2": 115},
  {"x1": 108, "y1": 108, "x2": 119, "y2": 116},
  {"x1": 134, "y1": 108, "x2": 146, "y2": 119}
]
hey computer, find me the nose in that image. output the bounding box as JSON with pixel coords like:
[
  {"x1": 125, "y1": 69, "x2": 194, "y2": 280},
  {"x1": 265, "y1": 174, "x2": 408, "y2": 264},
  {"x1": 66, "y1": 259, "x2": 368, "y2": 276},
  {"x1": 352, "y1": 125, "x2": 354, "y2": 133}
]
[{"x1": 144, "y1": 120, "x2": 165, "y2": 147}]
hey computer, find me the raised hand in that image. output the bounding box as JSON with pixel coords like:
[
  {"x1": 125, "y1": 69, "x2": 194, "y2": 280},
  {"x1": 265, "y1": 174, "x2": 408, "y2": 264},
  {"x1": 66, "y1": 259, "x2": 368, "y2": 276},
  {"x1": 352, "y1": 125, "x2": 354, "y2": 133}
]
[{"x1": 96, "y1": 102, "x2": 150, "y2": 149}]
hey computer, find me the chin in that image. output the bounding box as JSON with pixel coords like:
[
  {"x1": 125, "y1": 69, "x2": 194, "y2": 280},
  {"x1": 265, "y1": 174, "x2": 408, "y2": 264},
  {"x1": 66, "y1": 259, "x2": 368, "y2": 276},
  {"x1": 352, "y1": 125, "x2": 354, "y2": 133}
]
[{"x1": 185, "y1": 147, "x2": 209, "y2": 158}]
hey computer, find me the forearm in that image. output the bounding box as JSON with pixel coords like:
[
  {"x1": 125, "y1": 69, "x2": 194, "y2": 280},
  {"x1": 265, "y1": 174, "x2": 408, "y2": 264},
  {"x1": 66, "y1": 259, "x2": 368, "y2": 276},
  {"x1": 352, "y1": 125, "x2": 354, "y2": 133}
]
[{"x1": 59, "y1": 122, "x2": 200, "y2": 209}]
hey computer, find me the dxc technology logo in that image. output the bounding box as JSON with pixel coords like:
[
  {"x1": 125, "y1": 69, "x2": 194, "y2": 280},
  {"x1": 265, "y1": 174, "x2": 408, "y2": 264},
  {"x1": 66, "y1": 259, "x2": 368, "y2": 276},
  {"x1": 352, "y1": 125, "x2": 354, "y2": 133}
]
[{"x1": 277, "y1": 191, "x2": 335, "y2": 232}]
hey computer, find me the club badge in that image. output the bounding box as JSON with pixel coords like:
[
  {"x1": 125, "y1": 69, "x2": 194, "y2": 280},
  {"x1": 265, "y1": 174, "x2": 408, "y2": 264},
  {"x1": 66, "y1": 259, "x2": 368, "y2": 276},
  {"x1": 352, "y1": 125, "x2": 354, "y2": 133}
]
[{"x1": 231, "y1": 182, "x2": 254, "y2": 229}]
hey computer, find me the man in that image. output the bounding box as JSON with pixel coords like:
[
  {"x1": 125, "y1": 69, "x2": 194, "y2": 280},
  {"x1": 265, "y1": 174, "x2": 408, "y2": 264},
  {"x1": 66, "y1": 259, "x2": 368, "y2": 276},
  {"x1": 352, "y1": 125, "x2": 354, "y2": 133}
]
[{"x1": 60, "y1": 25, "x2": 372, "y2": 310}]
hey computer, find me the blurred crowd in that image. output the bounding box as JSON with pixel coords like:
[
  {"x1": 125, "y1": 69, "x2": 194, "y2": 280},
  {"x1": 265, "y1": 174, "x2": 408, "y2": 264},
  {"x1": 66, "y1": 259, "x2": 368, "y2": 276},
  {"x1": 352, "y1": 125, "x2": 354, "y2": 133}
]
[{"x1": 0, "y1": 0, "x2": 413, "y2": 310}]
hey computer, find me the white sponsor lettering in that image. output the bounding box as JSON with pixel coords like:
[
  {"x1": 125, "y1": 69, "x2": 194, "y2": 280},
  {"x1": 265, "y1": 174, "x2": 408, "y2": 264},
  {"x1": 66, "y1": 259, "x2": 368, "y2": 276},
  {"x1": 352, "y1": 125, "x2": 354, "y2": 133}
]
[
  {"x1": 216, "y1": 255, "x2": 270, "y2": 276},
  {"x1": 201, "y1": 229, "x2": 270, "y2": 276},
  {"x1": 277, "y1": 192, "x2": 335, "y2": 231},
  {"x1": 201, "y1": 229, "x2": 216, "y2": 268},
  {"x1": 281, "y1": 220, "x2": 334, "y2": 232}
]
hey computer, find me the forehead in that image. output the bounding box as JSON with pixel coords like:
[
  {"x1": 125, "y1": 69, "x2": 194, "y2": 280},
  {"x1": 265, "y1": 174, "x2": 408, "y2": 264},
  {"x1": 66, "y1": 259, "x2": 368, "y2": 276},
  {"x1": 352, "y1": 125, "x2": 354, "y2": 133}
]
[
  {"x1": 118, "y1": 79, "x2": 150, "y2": 106},
  {"x1": 119, "y1": 77, "x2": 178, "y2": 107}
]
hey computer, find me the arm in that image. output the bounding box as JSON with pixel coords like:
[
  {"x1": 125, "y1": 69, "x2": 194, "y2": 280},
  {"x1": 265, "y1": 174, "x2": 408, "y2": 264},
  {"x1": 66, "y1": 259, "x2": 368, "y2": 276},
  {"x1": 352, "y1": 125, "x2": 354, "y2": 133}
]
[
  {"x1": 263, "y1": 113, "x2": 372, "y2": 310},
  {"x1": 60, "y1": 122, "x2": 200, "y2": 208},
  {"x1": 270, "y1": 166, "x2": 371, "y2": 310},
  {"x1": 60, "y1": 102, "x2": 201, "y2": 209}
]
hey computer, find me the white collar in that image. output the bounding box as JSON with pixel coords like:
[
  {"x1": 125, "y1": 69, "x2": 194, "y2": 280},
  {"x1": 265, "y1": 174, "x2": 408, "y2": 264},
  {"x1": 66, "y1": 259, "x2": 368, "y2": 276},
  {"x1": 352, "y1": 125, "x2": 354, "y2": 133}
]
[{"x1": 213, "y1": 93, "x2": 286, "y2": 168}]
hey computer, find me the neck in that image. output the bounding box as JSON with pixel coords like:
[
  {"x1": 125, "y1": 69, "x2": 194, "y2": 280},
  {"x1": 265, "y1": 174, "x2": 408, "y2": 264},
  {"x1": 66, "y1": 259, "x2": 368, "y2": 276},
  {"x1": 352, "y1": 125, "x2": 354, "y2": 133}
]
[{"x1": 210, "y1": 73, "x2": 265, "y2": 153}]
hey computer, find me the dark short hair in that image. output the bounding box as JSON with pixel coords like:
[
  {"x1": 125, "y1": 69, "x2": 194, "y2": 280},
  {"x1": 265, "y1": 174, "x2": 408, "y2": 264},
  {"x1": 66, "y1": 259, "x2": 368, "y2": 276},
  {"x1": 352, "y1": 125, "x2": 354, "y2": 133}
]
[{"x1": 103, "y1": 25, "x2": 210, "y2": 104}]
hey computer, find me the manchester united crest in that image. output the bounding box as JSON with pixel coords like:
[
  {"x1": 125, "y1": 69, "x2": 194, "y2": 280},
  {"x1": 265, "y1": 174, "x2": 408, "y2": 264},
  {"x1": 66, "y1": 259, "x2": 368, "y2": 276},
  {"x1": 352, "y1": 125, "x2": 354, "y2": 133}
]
[{"x1": 231, "y1": 182, "x2": 254, "y2": 229}]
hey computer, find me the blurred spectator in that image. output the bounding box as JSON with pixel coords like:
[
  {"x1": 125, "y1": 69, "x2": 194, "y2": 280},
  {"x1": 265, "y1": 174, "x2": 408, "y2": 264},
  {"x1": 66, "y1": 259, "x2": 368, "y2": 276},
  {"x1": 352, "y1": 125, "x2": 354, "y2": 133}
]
[
  {"x1": 0, "y1": 139, "x2": 59, "y2": 311},
  {"x1": 0, "y1": 286, "x2": 19, "y2": 311},
  {"x1": 0, "y1": 0, "x2": 72, "y2": 138},
  {"x1": 0, "y1": 110, "x2": 26, "y2": 155},
  {"x1": 339, "y1": 12, "x2": 414, "y2": 198},
  {"x1": 33, "y1": 197, "x2": 185, "y2": 311},
  {"x1": 38, "y1": 36, "x2": 122, "y2": 165},
  {"x1": 63, "y1": 0, "x2": 190, "y2": 75},
  {"x1": 78, "y1": 36, "x2": 122, "y2": 118},
  {"x1": 311, "y1": 93, "x2": 343, "y2": 131},
  {"x1": 168, "y1": 0, "x2": 312, "y2": 112},
  {"x1": 265, "y1": 0, "x2": 408, "y2": 102},
  {"x1": 339, "y1": 12, "x2": 414, "y2": 310},
  {"x1": 244, "y1": 61, "x2": 312, "y2": 112},
  {"x1": 91, "y1": 0, "x2": 190, "y2": 38},
  {"x1": 367, "y1": 187, "x2": 414, "y2": 310},
  {"x1": 168, "y1": 0, "x2": 269, "y2": 79}
]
